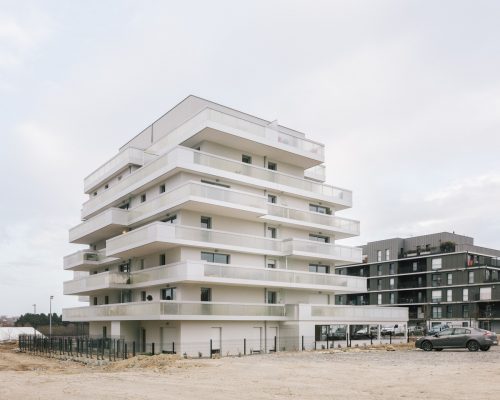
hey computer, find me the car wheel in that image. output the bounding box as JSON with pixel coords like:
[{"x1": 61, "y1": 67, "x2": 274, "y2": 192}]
[
  {"x1": 480, "y1": 346, "x2": 491, "y2": 352},
  {"x1": 467, "y1": 340, "x2": 479, "y2": 352},
  {"x1": 421, "y1": 341, "x2": 433, "y2": 351},
  {"x1": 434, "y1": 348, "x2": 443, "y2": 351}
]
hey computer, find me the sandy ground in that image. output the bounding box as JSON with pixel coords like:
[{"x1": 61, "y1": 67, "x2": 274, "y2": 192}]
[{"x1": 1, "y1": 342, "x2": 499, "y2": 399}]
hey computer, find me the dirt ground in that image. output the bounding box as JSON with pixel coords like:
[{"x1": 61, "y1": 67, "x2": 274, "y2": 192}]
[{"x1": 1, "y1": 341, "x2": 499, "y2": 399}]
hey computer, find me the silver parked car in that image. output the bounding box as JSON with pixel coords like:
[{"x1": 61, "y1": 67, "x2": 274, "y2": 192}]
[{"x1": 415, "y1": 327, "x2": 498, "y2": 352}]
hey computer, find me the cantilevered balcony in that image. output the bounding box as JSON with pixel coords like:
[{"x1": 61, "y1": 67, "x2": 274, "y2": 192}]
[
  {"x1": 69, "y1": 208, "x2": 129, "y2": 244},
  {"x1": 81, "y1": 146, "x2": 351, "y2": 219},
  {"x1": 262, "y1": 204, "x2": 360, "y2": 238},
  {"x1": 63, "y1": 261, "x2": 367, "y2": 296},
  {"x1": 63, "y1": 272, "x2": 129, "y2": 295},
  {"x1": 105, "y1": 222, "x2": 362, "y2": 264},
  {"x1": 72, "y1": 181, "x2": 267, "y2": 244},
  {"x1": 63, "y1": 249, "x2": 119, "y2": 271},
  {"x1": 306, "y1": 304, "x2": 408, "y2": 323},
  {"x1": 304, "y1": 164, "x2": 326, "y2": 182},
  {"x1": 105, "y1": 222, "x2": 283, "y2": 259},
  {"x1": 84, "y1": 147, "x2": 156, "y2": 194},
  {"x1": 62, "y1": 301, "x2": 287, "y2": 322}
]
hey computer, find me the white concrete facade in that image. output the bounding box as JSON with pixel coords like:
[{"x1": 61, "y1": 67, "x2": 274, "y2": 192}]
[{"x1": 63, "y1": 96, "x2": 408, "y2": 355}]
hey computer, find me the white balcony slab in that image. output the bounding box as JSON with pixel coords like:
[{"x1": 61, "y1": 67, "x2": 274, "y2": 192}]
[
  {"x1": 282, "y1": 239, "x2": 362, "y2": 264},
  {"x1": 64, "y1": 272, "x2": 129, "y2": 295},
  {"x1": 81, "y1": 146, "x2": 351, "y2": 219},
  {"x1": 295, "y1": 304, "x2": 409, "y2": 323},
  {"x1": 262, "y1": 204, "x2": 360, "y2": 239},
  {"x1": 69, "y1": 208, "x2": 129, "y2": 244},
  {"x1": 62, "y1": 301, "x2": 288, "y2": 322},
  {"x1": 63, "y1": 249, "x2": 119, "y2": 271}
]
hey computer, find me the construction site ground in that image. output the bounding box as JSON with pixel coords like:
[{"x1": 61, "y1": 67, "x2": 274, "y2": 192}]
[{"x1": 1, "y1": 341, "x2": 499, "y2": 399}]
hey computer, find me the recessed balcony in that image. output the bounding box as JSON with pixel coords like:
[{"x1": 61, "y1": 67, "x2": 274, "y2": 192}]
[
  {"x1": 62, "y1": 301, "x2": 287, "y2": 322},
  {"x1": 262, "y1": 204, "x2": 360, "y2": 238},
  {"x1": 63, "y1": 249, "x2": 119, "y2": 271},
  {"x1": 63, "y1": 261, "x2": 367, "y2": 296},
  {"x1": 84, "y1": 147, "x2": 156, "y2": 194},
  {"x1": 81, "y1": 146, "x2": 351, "y2": 219},
  {"x1": 63, "y1": 271, "x2": 129, "y2": 295}
]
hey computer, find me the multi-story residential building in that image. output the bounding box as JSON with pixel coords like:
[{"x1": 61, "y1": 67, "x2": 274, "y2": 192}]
[
  {"x1": 336, "y1": 232, "x2": 500, "y2": 332},
  {"x1": 62, "y1": 95, "x2": 407, "y2": 354}
]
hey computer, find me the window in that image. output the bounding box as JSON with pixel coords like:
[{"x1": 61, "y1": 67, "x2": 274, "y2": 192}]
[
  {"x1": 389, "y1": 293, "x2": 395, "y2": 304},
  {"x1": 309, "y1": 264, "x2": 330, "y2": 274},
  {"x1": 446, "y1": 305, "x2": 452, "y2": 318},
  {"x1": 267, "y1": 259, "x2": 276, "y2": 269},
  {"x1": 385, "y1": 249, "x2": 390, "y2": 260},
  {"x1": 485, "y1": 269, "x2": 491, "y2": 281},
  {"x1": 432, "y1": 258, "x2": 442, "y2": 270},
  {"x1": 480, "y1": 287, "x2": 492, "y2": 300},
  {"x1": 161, "y1": 287, "x2": 176, "y2": 300},
  {"x1": 159, "y1": 184, "x2": 166, "y2": 194},
  {"x1": 162, "y1": 214, "x2": 177, "y2": 224},
  {"x1": 468, "y1": 271, "x2": 474, "y2": 284},
  {"x1": 201, "y1": 216, "x2": 212, "y2": 229},
  {"x1": 201, "y1": 179, "x2": 230, "y2": 188},
  {"x1": 447, "y1": 273, "x2": 453, "y2": 285},
  {"x1": 201, "y1": 252, "x2": 230, "y2": 264},
  {"x1": 104, "y1": 295, "x2": 109, "y2": 304},
  {"x1": 447, "y1": 289, "x2": 452, "y2": 302},
  {"x1": 309, "y1": 234, "x2": 329, "y2": 243},
  {"x1": 119, "y1": 202, "x2": 130, "y2": 210},
  {"x1": 104, "y1": 184, "x2": 109, "y2": 189},
  {"x1": 119, "y1": 263, "x2": 129, "y2": 273},
  {"x1": 201, "y1": 287, "x2": 212, "y2": 302},
  {"x1": 359, "y1": 268, "x2": 365, "y2": 277},
  {"x1": 242, "y1": 154, "x2": 252, "y2": 164},
  {"x1": 140, "y1": 193, "x2": 146, "y2": 203},
  {"x1": 93, "y1": 297, "x2": 98, "y2": 306},
  {"x1": 93, "y1": 191, "x2": 97, "y2": 197},
  {"x1": 141, "y1": 291, "x2": 146, "y2": 301},
  {"x1": 389, "y1": 263, "x2": 395, "y2": 275},
  {"x1": 431, "y1": 274, "x2": 441, "y2": 287},
  {"x1": 377, "y1": 265, "x2": 382, "y2": 276},
  {"x1": 309, "y1": 204, "x2": 330, "y2": 214},
  {"x1": 463, "y1": 288, "x2": 469, "y2": 301},
  {"x1": 412, "y1": 262, "x2": 418, "y2": 272},
  {"x1": 267, "y1": 161, "x2": 277, "y2": 171},
  {"x1": 159, "y1": 254, "x2": 166, "y2": 266},
  {"x1": 267, "y1": 227, "x2": 277, "y2": 239},
  {"x1": 462, "y1": 304, "x2": 469, "y2": 318},
  {"x1": 267, "y1": 291, "x2": 277, "y2": 304},
  {"x1": 377, "y1": 250, "x2": 382, "y2": 262},
  {"x1": 377, "y1": 293, "x2": 382, "y2": 305},
  {"x1": 389, "y1": 278, "x2": 395, "y2": 289},
  {"x1": 267, "y1": 194, "x2": 277, "y2": 204},
  {"x1": 377, "y1": 279, "x2": 382, "y2": 290},
  {"x1": 432, "y1": 306, "x2": 442, "y2": 319},
  {"x1": 432, "y1": 290, "x2": 442, "y2": 302}
]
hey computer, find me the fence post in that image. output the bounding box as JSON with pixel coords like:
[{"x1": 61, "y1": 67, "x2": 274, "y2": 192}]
[
  {"x1": 210, "y1": 339, "x2": 213, "y2": 357},
  {"x1": 244, "y1": 338, "x2": 246, "y2": 355},
  {"x1": 407, "y1": 329, "x2": 410, "y2": 343},
  {"x1": 152, "y1": 342, "x2": 155, "y2": 355},
  {"x1": 124, "y1": 343, "x2": 127, "y2": 360},
  {"x1": 274, "y1": 336, "x2": 277, "y2": 352},
  {"x1": 172, "y1": 342, "x2": 175, "y2": 355},
  {"x1": 133, "y1": 341, "x2": 136, "y2": 357},
  {"x1": 389, "y1": 331, "x2": 392, "y2": 345},
  {"x1": 301, "y1": 336, "x2": 304, "y2": 351}
]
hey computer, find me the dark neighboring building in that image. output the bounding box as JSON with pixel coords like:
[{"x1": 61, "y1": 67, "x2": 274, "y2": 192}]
[{"x1": 335, "y1": 232, "x2": 500, "y2": 332}]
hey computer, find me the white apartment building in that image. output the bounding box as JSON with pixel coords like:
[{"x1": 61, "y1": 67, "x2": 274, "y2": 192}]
[{"x1": 62, "y1": 96, "x2": 407, "y2": 355}]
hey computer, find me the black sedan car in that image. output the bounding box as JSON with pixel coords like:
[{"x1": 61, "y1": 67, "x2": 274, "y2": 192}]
[{"x1": 415, "y1": 327, "x2": 498, "y2": 352}]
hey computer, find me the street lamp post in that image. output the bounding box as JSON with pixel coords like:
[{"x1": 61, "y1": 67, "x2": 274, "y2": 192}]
[
  {"x1": 32, "y1": 304, "x2": 37, "y2": 335},
  {"x1": 32, "y1": 304, "x2": 36, "y2": 314},
  {"x1": 49, "y1": 296, "x2": 54, "y2": 338}
]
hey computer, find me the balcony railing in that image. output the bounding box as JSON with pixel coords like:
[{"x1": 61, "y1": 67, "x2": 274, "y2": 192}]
[
  {"x1": 84, "y1": 147, "x2": 155, "y2": 194},
  {"x1": 63, "y1": 272, "x2": 128, "y2": 294},
  {"x1": 310, "y1": 305, "x2": 408, "y2": 322},
  {"x1": 304, "y1": 164, "x2": 326, "y2": 181},
  {"x1": 63, "y1": 249, "x2": 118, "y2": 270},
  {"x1": 106, "y1": 222, "x2": 362, "y2": 264},
  {"x1": 82, "y1": 146, "x2": 351, "y2": 218},
  {"x1": 265, "y1": 204, "x2": 360, "y2": 236},
  {"x1": 62, "y1": 301, "x2": 287, "y2": 321}
]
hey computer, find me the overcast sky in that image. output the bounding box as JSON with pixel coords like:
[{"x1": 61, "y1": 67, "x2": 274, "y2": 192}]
[{"x1": 1, "y1": 0, "x2": 499, "y2": 316}]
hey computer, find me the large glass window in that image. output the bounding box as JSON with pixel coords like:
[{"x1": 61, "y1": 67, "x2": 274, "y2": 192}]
[
  {"x1": 201, "y1": 216, "x2": 212, "y2": 229},
  {"x1": 389, "y1": 263, "x2": 395, "y2": 275},
  {"x1": 447, "y1": 273, "x2": 453, "y2": 285},
  {"x1": 446, "y1": 305, "x2": 452, "y2": 318},
  {"x1": 385, "y1": 249, "x2": 390, "y2": 260},
  {"x1": 431, "y1": 274, "x2": 441, "y2": 287},
  {"x1": 201, "y1": 252, "x2": 230, "y2": 264},
  {"x1": 377, "y1": 279, "x2": 382, "y2": 290},
  {"x1": 389, "y1": 278, "x2": 395, "y2": 289},
  {"x1": 309, "y1": 264, "x2": 330, "y2": 274},
  {"x1": 432, "y1": 258, "x2": 442, "y2": 270},
  {"x1": 377, "y1": 250, "x2": 382, "y2": 262},
  {"x1": 389, "y1": 293, "x2": 395, "y2": 304},
  {"x1": 309, "y1": 204, "x2": 330, "y2": 214},
  {"x1": 268, "y1": 227, "x2": 277, "y2": 239},
  {"x1": 432, "y1": 290, "x2": 442, "y2": 302},
  {"x1": 462, "y1": 304, "x2": 469, "y2": 318},
  {"x1": 432, "y1": 306, "x2": 442, "y2": 318},
  {"x1": 480, "y1": 287, "x2": 492, "y2": 300},
  {"x1": 447, "y1": 289, "x2": 452, "y2": 302},
  {"x1": 377, "y1": 265, "x2": 382, "y2": 276},
  {"x1": 463, "y1": 288, "x2": 469, "y2": 301},
  {"x1": 309, "y1": 234, "x2": 329, "y2": 243},
  {"x1": 267, "y1": 291, "x2": 277, "y2": 304},
  {"x1": 242, "y1": 154, "x2": 252, "y2": 164},
  {"x1": 377, "y1": 293, "x2": 382, "y2": 305},
  {"x1": 200, "y1": 287, "x2": 212, "y2": 302},
  {"x1": 267, "y1": 194, "x2": 277, "y2": 204},
  {"x1": 468, "y1": 271, "x2": 475, "y2": 284},
  {"x1": 161, "y1": 287, "x2": 176, "y2": 300}
]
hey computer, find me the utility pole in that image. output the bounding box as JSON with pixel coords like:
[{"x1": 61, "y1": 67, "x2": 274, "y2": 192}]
[{"x1": 49, "y1": 296, "x2": 54, "y2": 338}]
